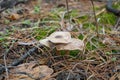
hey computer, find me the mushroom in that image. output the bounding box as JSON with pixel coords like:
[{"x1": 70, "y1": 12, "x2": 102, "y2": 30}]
[
  {"x1": 39, "y1": 39, "x2": 52, "y2": 47},
  {"x1": 39, "y1": 31, "x2": 84, "y2": 51},
  {"x1": 46, "y1": 31, "x2": 71, "y2": 44},
  {"x1": 56, "y1": 38, "x2": 84, "y2": 51}
]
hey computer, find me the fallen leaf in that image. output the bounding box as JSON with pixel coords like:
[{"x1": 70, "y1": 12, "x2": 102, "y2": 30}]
[
  {"x1": 9, "y1": 13, "x2": 21, "y2": 20},
  {"x1": 118, "y1": 73, "x2": 120, "y2": 80},
  {"x1": 8, "y1": 62, "x2": 53, "y2": 80}
]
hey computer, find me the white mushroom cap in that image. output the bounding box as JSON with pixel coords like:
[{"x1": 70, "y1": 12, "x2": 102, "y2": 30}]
[
  {"x1": 56, "y1": 38, "x2": 84, "y2": 50},
  {"x1": 47, "y1": 31, "x2": 71, "y2": 44},
  {"x1": 39, "y1": 32, "x2": 84, "y2": 51}
]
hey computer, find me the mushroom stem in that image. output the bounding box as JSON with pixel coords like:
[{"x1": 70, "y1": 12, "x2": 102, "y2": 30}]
[{"x1": 66, "y1": 50, "x2": 70, "y2": 55}]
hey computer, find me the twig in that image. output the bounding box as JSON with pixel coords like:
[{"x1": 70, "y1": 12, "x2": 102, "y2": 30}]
[
  {"x1": 96, "y1": 8, "x2": 106, "y2": 16},
  {"x1": 11, "y1": 47, "x2": 37, "y2": 66},
  {"x1": 3, "y1": 40, "x2": 16, "y2": 79},
  {"x1": 90, "y1": 0, "x2": 99, "y2": 35},
  {"x1": 3, "y1": 50, "x2": 9, "y2": 79},
  {"x1": 0, "y1": 44, "x2": 43, "y2": 75},
  {"x1": 66, "y1": 0, "x2": 70, "y2": 23},
  {"x1": 114, "y1": 17, "x2": 120, "y2": 30}
]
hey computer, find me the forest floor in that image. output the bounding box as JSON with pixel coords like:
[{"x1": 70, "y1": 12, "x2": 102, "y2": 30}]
[{"x1": 0, "y1": 0, "x2": 120, "y2": 80}]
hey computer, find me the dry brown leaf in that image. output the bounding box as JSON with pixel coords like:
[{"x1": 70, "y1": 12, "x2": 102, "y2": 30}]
[
  {"x1": 8, "y1": 62, "x2": 53, "y2": 80},
  {"x1": 8, "y1": 13, "x2": 21, "y2": 20},
  {"x1": 118, "y1": 73, "x2": 120, "y2": 80}
]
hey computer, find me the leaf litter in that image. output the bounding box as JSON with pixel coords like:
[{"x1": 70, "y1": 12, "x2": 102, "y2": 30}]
[{"x1": 0, "y1": 0, "x2": 120, "y2": 80}]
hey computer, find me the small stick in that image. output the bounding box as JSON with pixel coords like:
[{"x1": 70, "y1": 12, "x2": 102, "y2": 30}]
[
  {"x1": 66, "y1": 0, "x2": 70, "y2": 23},
  {"x1": 0, "y1": 44, "x2": 43, "y2": 75},
  {"x1": 90, "y1": 0, "x2": 99, "y2": 35}
]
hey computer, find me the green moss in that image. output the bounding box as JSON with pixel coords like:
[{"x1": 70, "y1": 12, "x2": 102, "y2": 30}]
[
  {"x1": 78, "y1": 34, "x2": 84, "y2": 40},
  {"x1": 112, "y1": 2, "x2": 120, "y2": 9},
  {"x1": 106, "y1": 52, "x2": 112, "y2": 55},
  {"x1": 0, "y1": 37, "x2": 5, "y2": 42},
  {"x1": 86, "y1": 42, "x2": 96, "y2": 50},
  {"x1": 33, "y1": 28, "x2": 48, "y2": 40},
  {"x1": 64, "y1": 10, "x2": 79, "y2": 19},
  {"x1": 4, "y1": 19, "x2": 10, "y2": 24},
  {"x1": 74, "y1": 15, "x2": 89, "y2": 24},
  {"x1": 83, "y1": 23, "x2": 96, "y2": 30},
  {"x1": 22, "y1": 20, "x2": 31, "y2": 25},
  {"x1": 98, "y1": 13, "x2": 116, "y2": 25},
  {"x1": 69, "y1": 50, "x2": 80, "y2": 56},
  {"x1": 33, "y1": 26, "x2": 58, "y2": 40},
  {"x1": 59, "y1": 50, "x2": 80, "y2": 57},
  {"x1": 46, "y1": 26, "x2": 58, "y2": 35},
  {"x1": 60, "y1": 50, "x2": 66, "y2": 55},
  {"x1": 111, "y1": 57, "x2": 117, "y2": 61},
  {"x1": 49, "y1": 8, "x2": 65, "y2": 20},
  {"x1": 34, "y1": 6, "x2": 40, "y2": 13}
]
